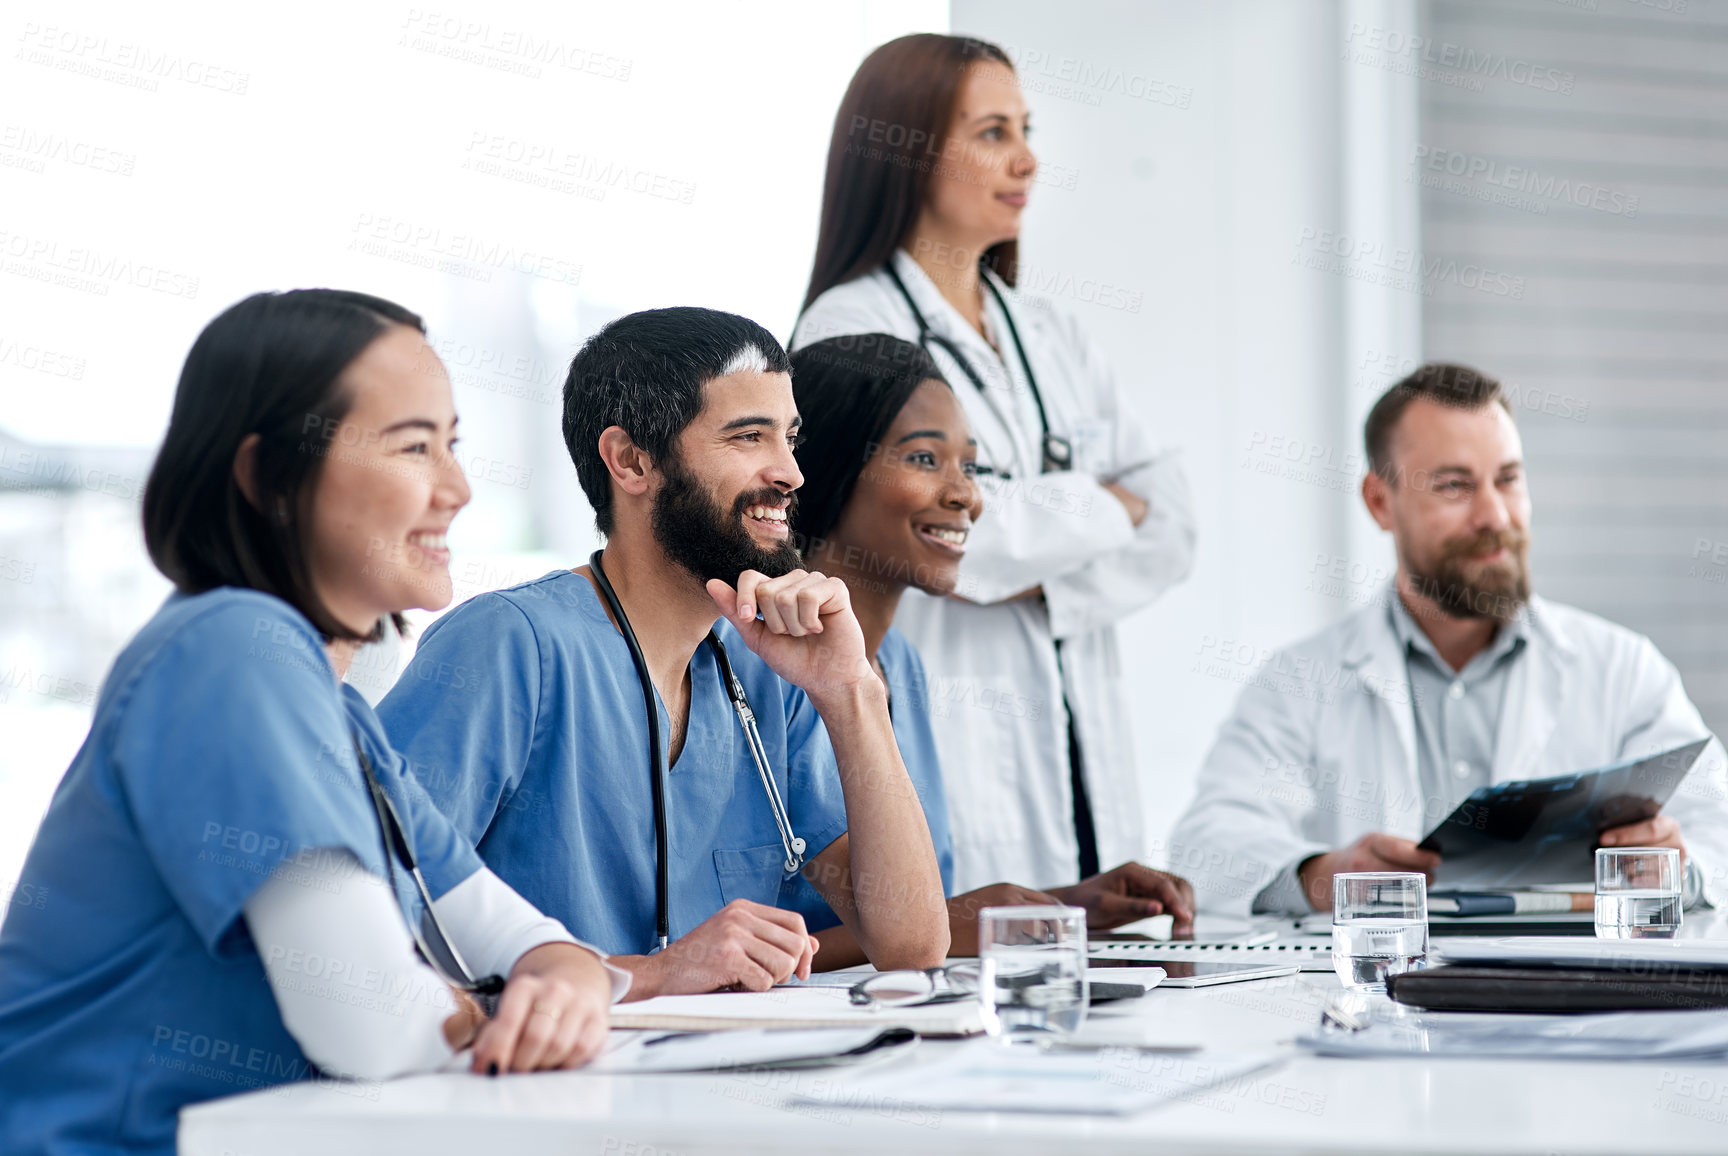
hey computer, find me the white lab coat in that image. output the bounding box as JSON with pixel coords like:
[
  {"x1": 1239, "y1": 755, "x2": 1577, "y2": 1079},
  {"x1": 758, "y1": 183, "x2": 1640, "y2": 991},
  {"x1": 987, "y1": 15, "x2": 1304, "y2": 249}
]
[
  {"x1": 1168, "y1": 590, "x2": 1728, "y2": 918},
  {"x1": 792, "y1": 250, "x2": 1196, "y2": 892}
]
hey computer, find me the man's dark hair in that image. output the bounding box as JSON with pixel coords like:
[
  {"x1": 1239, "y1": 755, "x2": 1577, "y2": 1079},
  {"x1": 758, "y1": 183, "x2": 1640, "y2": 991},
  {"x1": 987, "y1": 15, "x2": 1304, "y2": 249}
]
[
  {"x1": 142, "y1": 288, "x2": 424, "y2": 642},
  {"x1": 563, "y1": 307, "x2": 792, "y2": 534},
  {"x1": 1364, "y1": 362, "x2": 1513, "y2": 482}
]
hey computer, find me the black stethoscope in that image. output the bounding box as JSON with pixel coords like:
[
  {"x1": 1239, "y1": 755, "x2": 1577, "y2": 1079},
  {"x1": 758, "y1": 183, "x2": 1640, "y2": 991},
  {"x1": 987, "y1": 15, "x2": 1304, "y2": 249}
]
[
  {"x1": 588, "y1": 550, "x2": 806, "y2": 952},
  {"x1": 883, "y1": 259, "x2": 1071, "y2": 478},
  {"x1": 351, "y1": 734, "x2": 507, "y2": 1008}
]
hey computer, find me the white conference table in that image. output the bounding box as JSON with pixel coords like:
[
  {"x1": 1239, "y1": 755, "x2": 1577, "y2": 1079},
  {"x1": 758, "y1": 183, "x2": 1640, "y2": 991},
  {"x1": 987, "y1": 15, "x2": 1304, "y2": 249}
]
[{"x1": 183, "y1": 923, "x2": 1728, "y2": 1156}]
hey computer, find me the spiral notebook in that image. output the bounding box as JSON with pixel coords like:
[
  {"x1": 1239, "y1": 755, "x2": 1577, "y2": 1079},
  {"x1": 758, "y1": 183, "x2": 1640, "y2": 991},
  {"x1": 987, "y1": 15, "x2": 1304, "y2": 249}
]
[{"x1": 1089, "y1": 938, "x2": 1334, "y2": 972}]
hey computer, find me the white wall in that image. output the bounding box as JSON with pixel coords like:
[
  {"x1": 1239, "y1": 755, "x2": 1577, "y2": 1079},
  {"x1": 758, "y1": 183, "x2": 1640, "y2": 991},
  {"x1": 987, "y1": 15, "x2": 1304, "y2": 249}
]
[
  {"x1": 1413, "y1": 0, "x2": 1728, "y2": 737},
  {"x1": 949, "y1": 0, "x2": 1420, "y2": 857}
]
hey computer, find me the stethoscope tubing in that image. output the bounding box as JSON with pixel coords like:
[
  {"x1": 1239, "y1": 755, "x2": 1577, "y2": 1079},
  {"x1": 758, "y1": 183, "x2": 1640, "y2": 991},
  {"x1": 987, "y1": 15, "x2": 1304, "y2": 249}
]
[
  {"x1": 353, "y1": 737, "x2": 504, "y2": 996},
  {"x1": 709, "y1": 641, "x2": 807, "y2": 875},
  {"x1": 587, "y1": 551, "x2": 806, "y2": 954},
  {"x1": 588, "y1": 550, "x2": 674, "y2": 951},
  {"x1": 882, "y1": 260, "x2": 1071, "y2": 478}
]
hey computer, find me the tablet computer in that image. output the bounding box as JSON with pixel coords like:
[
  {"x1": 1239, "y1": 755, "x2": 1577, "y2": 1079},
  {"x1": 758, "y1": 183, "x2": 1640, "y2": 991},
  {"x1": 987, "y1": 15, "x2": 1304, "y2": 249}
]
[
  {"x1": 1088, "y1": 957, "x2": 1298, "y2": 987},
  {"x1": 1418, "y1": 737, "x2": 1710, "y2": 889}
]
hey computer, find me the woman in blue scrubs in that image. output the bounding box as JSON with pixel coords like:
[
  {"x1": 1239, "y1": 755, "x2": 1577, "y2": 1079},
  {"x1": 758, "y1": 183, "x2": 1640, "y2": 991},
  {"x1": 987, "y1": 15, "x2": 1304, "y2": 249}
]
[
  {"x1": 0, "y1": 290, "x2": 623, "y2": 1156},
  {"x1": 787, "y1": 334, "x2": 1196, "y2": 964}
]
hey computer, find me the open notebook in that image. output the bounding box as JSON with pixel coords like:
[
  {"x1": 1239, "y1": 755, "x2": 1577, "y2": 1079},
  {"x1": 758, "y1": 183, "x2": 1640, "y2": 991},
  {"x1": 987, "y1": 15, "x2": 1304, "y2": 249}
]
[{"x1": 610, "y1": 985, "x2": 986, "y2": 1037}]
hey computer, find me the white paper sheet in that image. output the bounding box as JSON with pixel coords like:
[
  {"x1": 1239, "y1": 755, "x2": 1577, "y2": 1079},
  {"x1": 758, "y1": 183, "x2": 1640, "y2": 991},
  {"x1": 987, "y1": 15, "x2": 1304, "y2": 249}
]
[
  {"x1": 1303, "y1": 1007, "x2": 1728, "y2": 1059},
  {"x1": 791, "y1": 1041, "x2": 1282, "y2": 1115},
  {"x1": 610, "y1": 985, "x2": 984, "y2": 1036},
  {"x1": 1434, "y1": 936, "x2": 1728, "y2": 969}
]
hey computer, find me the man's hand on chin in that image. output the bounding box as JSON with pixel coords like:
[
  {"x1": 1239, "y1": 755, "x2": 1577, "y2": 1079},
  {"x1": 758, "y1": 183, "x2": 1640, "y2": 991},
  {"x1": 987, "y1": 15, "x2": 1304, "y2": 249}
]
[{"x1": 707, "y1": 570, "x2": 873, "y2": 701}]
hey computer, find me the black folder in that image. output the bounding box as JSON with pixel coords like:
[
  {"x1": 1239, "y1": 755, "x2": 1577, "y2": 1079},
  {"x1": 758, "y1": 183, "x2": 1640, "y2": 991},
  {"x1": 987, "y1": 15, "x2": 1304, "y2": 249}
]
[{"x1": 1389, "y1": 964, "x2": 1728, "y2": 1013}]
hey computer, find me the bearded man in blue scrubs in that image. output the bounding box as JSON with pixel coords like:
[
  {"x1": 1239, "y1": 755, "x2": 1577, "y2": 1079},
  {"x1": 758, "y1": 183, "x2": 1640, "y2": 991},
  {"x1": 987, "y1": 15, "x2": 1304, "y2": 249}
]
[{"x1": 378, "y1": 307, "x2": 949, "y2": 997}]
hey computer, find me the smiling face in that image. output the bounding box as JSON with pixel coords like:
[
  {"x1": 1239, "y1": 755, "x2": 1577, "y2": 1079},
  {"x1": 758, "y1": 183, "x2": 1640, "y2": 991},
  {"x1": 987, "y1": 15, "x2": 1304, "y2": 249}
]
[
  {"x1": 915, "y1": 60, "x2": 1036, "y2": 256},
  {"x1": 649, "y1": 367, "x2": 805, "y2": 583},
  {"x1": 1364, "y1": 396, "x2": 1532, "y2": 622},
  {"x1": 302, "y1": 324, "x2": 471, "y2": 634},
  {"x1": 823, "y1": 380, "x2": 982, "y2": 597}
]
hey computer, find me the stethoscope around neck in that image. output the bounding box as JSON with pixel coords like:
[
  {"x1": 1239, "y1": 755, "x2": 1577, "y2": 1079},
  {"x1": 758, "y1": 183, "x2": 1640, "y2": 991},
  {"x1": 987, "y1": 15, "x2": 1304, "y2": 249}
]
[
  {"x1": 883, "y1": 259, "x2": 1072, "y2": 479},
  {"x1": 587, "y1": 550, "x2": 806, "y2": 952}
]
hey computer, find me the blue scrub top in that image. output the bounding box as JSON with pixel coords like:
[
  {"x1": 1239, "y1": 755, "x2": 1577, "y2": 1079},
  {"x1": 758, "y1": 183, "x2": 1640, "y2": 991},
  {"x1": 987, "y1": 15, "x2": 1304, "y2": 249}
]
[
  {"x1": 784, "y1": 625, "x2": 956, "y2": 931},
  {"x1": 377, "y1": 569, "x2": 852, "y2": 957},
  {"x1": 0, "y1": 588, "x2": 481, "y2": 1156}
]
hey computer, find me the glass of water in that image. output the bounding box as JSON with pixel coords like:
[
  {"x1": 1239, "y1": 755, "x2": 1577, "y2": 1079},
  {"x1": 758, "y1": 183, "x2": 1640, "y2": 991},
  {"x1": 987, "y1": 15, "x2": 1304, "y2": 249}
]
[
  {"x1": 1595, "y1": 846, "x2": 1682, "y2": 939},
  {"x1": 1332, "y1": 872, "x2": 1428, "y2": 994},
  {"x1": 978, "y1": 905, "x2": 1088, "y2": 1044}
]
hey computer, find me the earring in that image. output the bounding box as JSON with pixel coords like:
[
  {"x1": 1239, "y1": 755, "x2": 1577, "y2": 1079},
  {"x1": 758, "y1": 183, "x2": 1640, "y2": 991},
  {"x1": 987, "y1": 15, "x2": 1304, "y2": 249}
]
[{"x1": 275, "y1": 498, "x2": 290, "y2": 524}]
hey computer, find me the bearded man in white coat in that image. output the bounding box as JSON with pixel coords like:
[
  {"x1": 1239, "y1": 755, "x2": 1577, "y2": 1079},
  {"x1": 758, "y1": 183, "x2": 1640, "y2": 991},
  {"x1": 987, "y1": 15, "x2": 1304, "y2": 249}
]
[{"x1": 1172, "y1": 363, "x2": 1728, "y2": 916}]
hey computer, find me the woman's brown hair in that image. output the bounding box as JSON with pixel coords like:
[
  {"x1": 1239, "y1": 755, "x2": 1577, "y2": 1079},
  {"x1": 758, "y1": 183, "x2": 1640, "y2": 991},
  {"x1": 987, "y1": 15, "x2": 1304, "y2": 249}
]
[{"x1": 801, "y1": 33, "x2": 1017, "y2": 312}]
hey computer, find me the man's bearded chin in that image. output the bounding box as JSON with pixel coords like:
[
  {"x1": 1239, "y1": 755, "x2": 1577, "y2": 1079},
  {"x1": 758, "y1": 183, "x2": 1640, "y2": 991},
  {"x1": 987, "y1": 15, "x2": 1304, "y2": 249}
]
[
  {"x1": 650, "y1": 457, "x2": 803, "y2": 586},
  {"x1": 1405, "y1": 526, "x2": 1532, "y2": 624}
]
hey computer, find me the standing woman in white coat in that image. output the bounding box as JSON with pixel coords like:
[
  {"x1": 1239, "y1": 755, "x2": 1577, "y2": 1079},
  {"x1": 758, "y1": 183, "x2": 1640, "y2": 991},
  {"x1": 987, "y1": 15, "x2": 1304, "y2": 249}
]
[{"x1": 792, "y1": 34, "x2": 1197, "y2": 894}]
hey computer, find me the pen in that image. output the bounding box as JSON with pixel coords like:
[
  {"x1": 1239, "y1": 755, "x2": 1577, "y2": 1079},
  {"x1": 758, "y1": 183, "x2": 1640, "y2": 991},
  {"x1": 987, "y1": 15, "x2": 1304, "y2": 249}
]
[{"x1": 642, "y1": 1032, "x2": 704, "y2": 1047}]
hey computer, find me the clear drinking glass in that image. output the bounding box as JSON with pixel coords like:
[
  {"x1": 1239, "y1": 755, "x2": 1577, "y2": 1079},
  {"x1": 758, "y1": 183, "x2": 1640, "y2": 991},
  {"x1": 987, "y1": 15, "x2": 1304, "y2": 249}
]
[
  {"x1": 978, "y1": 905, "x2": 1088, "y2": 1044},
  {"x1": 1595, "y1": 846, "x2": 1682, "y2": 939},
  {"x1": 1331, "y1": 872, "x2": 1428, "y2": 993}
]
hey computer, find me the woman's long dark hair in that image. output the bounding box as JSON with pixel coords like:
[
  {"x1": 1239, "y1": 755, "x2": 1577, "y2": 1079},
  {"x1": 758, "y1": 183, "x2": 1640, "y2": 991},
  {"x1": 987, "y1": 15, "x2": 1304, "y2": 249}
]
[
  {"x1": 790, "y1": 333, "x2": 949, "y2": 547},
  {"x1": 801, "y1": 33, "x2": 1017, "y2": 312},
  {"x1": 142, "y1": 289, "x2": 424, "y2": 641}
]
